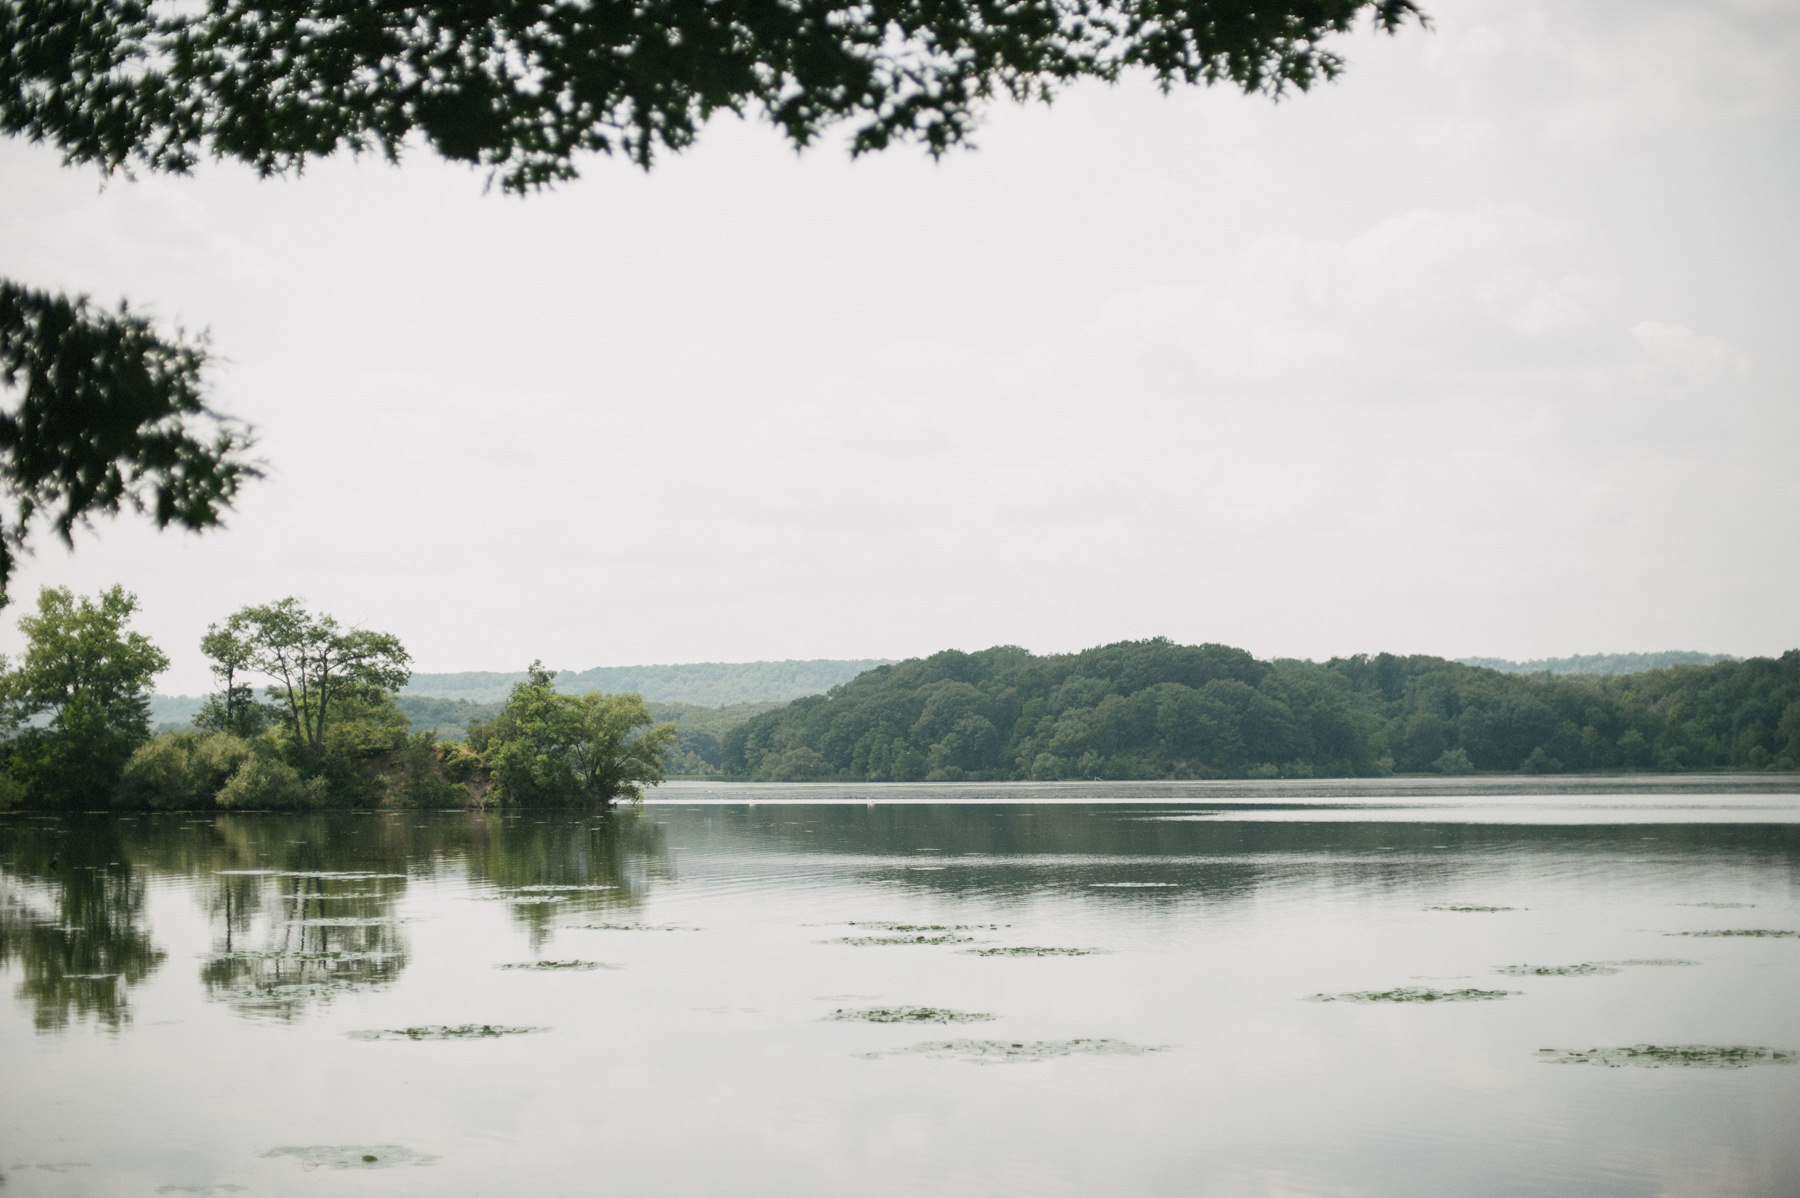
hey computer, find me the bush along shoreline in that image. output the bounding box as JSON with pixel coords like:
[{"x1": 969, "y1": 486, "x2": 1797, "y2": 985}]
[{"x1": 0, "y1": 588, "x2": 672, "y2": 812}]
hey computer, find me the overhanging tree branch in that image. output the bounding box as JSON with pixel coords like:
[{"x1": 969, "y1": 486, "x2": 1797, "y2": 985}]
[{"x1": 0, "y1": 282, "x2": 261, "y2": 602}]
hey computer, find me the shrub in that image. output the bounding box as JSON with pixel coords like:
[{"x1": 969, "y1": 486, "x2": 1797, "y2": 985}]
[{"x1": 216, "y1": 754, "x2": 327, "y2": 810}]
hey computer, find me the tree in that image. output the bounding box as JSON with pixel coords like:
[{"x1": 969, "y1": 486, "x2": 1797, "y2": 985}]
[
  {"x1": 203, "y1": 598, "x2": 411, "y2": 760},
  {"x1": 0, "y1": 0, "x2": 1424, "y2": 597},
  {"x1": 0, "y1": 283, "x2": 259, "y2": 602},
  {"x1": 0, "y1": 584, "x2": 168, "y2": 806},
  {"x1": 479, "y1": 662, "x2": 676, "y2": 806},
  {"x1": 196, "y1": 613, "x2": 270, "y2": 737}
]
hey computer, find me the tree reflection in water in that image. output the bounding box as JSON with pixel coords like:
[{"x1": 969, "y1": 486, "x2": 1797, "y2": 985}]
[{"x1": 0, "y1": 818, "x2": 165, "y2": 1031}]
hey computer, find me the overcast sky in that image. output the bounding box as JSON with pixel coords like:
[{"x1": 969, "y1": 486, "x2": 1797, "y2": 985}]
[{"x1": 2, "y1": 0, "x2": 1796, "y2": 694}]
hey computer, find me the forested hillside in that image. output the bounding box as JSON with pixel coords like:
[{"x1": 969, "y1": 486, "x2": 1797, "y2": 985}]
[
  {"x1": 724, "y1": 641, "x2": 1800, "y2": 781},
  {"x1": 403, "y1": 659, "x2": 889, "y2": 705},
  {"x1": 391, "y1": 694, "x2": 777, "y2": 776}
]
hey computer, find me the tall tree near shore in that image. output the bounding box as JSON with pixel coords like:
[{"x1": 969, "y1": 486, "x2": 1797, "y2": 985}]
[
  {"x1": 1, "y1": 584, "x2": 167, "y2": 805},
  {"x1": 204, "y1": 599, "x2": 411, "y2": 759}
]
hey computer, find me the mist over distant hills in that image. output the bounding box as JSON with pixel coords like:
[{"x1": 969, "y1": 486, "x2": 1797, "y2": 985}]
[{"x1": 1455, "y1": 652, "x2": 1735, "y2": 676}]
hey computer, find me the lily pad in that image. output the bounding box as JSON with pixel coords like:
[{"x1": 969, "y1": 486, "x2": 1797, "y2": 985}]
[
  {"x1": 1311, "y1": 987, "x2": 1515, "y2": 1003},
  {"x1": 1537, "y1": 1045, "x2": 1797, "y2": 1069},
  {"x1": 495, "y1": 960, "x2": 618, "y2": 971},
  {"x1": 1426, "y1": 905, "x2": 1520, "y2": 913},
  {"x1": 825, "y1": 933, "x2": 974, "y2": 946},
  {"x1": 825, "y1": 1006, "x2": 997, "y2": 1024},
  {"x1": 346, "y1": 1024, "x2": 544, "y2": 1041},
  {"x1": 573, "y1": 922, "x2": 697, "y2": 932},
  {"x1": 862, "y1": 1038, "x2": 1163, "y2": 1063},
  {"x1": 846, "y1": 922, "x2": 1001, "y2": 932},
  {"x1": 1670, "y1": 929, "x2": 1799, "y2": 938},
  {"x1": 262, "y1": 1144, "x2": 438, "y2": 1169},
  {"x1": 963, "y1": 946, "x2": 1103, "y2": 957},
  {"x1": 1493, "y1": 963, "x2": 1620, "y2": 977}
]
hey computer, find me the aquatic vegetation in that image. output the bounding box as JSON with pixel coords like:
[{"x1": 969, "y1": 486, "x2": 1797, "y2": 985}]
[
  {"x1": 291, "y1": 917, "x2": 398, "y2": 927},
  {"x1": 1426, "y1": 905, "x2": 1520, "y2": 913},
  {"x1": 1311, "y1": 987, "x2": 1515, "y2": 1003},
  {"x1": 847, "y1": 921, "x2": 995, "y2": 930},
  {"x1": 826, "y1": 933, "x2": 975, "y2": 946},
  {"x1": 964, "y1": 946, "x2": 1103, "y2": 957},
  {"x1": 206, "y1": 949, "x2": 397, "y2": 964},
  {"x1": 1537, "y1": 1045, "x2": 1797, "y2": 1069},
  {"x1": 573, "y1": 922, "x2": 697, "y2": 932},
  {"x1": 825, "y1": 1006, "x2": 997, "y2": 1024},
  {"x1": 346, "y1": 1024, "x2": 544, "y2": 1040},
  {"x1": 861, "y1": 1038, "x2": 1163, "y2": 1063},
  {"x1": 1493, "y1": 963, "x2": 1620, "y2": 977},
  {"x1": 1669, "y1": 929, "x2": 1799, "y2": 938},
  {"x1": 495, "y1": 960, "x2": 618, "y2": 971},
  {"x1": 262, "y1": 1144, "x2": 438, "y2": 1168},
  {"x1": 1597, "y1": 959, "x2": 1697, "y2": 967},
  {"x1": 1679, "y1": 902, "x2": 1756, "y2": 908}
]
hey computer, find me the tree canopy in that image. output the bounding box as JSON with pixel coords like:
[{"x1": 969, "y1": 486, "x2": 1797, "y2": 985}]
[
  {"x1": 202, "y1": 598, "x2": 412, "y2": 759},
  {"x1": 723, "y1": 639, "x2": 1800, "y2": 781},
  {"x1": 0, "y1": 0, "x2": 1424, "y2": 598},
  {"x1": 471, "y1": 662, "x2": 676, "y2": 805},
  {"x1": 0, "y1": 584, "x2": 168, "y2": 805}
]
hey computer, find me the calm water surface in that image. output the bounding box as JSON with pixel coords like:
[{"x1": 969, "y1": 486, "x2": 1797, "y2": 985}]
[{"x1": 4, "y1": 778, "x2": 1799, "y2": 1197}]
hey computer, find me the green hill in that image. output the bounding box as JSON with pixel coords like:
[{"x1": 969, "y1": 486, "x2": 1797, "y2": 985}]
[
  {"x1": 724, "y1": 640, "x2": 1800, "y2": 781},
  {"x1": 403, "y1": 659, "x2": 890, "y2": 706}
]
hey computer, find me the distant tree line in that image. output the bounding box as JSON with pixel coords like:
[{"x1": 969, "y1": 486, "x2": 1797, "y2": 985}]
[
  {"x1": 0, "y1": 587, "x2": 673, "y2": 811},
  {"x1": 1457, "y1": 651, "x2": 1735, "y2": 676},
  {"x1": 723, "y1": 640, "x2": 1800, "y2": 781},
  {"x1": 402, "y1": 659, "x2": 890, "y2": 706}
]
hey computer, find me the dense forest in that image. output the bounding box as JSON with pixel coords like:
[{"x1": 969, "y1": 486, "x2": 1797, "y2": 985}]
[{"x1": 723, "y1": 640, "x2": 1800, "y2": 781}]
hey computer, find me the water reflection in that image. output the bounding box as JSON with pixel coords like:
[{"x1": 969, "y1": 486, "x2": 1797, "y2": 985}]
[
  {"x1": 199, "y1": 869, "x2": 409, "y2": 1019},
  {"x1": 0, "y1": 818, "x2": 165, "y2": 1031},
  {"x1": 0, "y1": 809, "x2": 673, "y2": 1025}
]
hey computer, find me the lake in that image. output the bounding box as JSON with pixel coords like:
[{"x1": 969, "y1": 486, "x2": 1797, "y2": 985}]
[{"x1": 3, "y1": 777, "x2": 1799, "y2": 1196}]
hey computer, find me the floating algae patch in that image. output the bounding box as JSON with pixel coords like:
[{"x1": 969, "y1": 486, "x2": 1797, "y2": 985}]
[
  {"x1": 1494, "y1": 963, "x2": 1621, "y2": 977},
  {"x1": 964, "y1": 946, "x2": 1104, "y2": 957},
  {"x1": 825, "y1": 1006, "x2": 997, "y2": 1024},
  {"x1": 1670, "y1": 929, "x2": 1800, "y2": 938},
  {"x1": 495, "y1": 960, "x2": 619, "y2": 971},
  {"x1": 1427, "y1": 905, "x2": 1521, "y2": 913},
  {"x1": 573, "y1": 922, "x2": 698, "y2": 932},
  {"x1": 1311, "y1": 987, "x2": 1515, "y2": 1003},
  {"x1": 862, "y1": 1038, "x2": 1163, "y2": 1063},
  {"x1": 262, "y1": 1145, "x2": 438, "y2": 1169},
  {"x1": 292, "y1": 917, "x2": 398, "y2": 927},
  {"x1": 346, "y1": 1024, "x2": 544, "y2": 1041},
  {"x1": 1538, "y1": 1045, "x2": 1798, "y2": 1069},
  {"x1": 846, "y1": 922, "x2": 1002, "y2": 932},
  {"x1": 826, "y1": 933, "x2": 975, "y2": 946}
]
